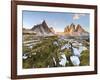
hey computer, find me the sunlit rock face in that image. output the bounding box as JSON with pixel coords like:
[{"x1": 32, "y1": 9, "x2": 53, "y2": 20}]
[{"x1": 64, "y1": 23, "x2": 89, "y2": 36}]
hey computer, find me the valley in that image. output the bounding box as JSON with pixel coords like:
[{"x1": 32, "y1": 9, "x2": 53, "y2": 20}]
[{"x1": 22, "y1": 20, "x2": 90, "y2": 69}]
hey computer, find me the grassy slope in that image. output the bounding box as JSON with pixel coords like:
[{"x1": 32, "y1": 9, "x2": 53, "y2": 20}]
[{"x1": 23, "y1": 36, "x2": 89, "y2": 68}]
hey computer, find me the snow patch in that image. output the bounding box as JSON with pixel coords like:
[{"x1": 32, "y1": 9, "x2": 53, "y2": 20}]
[
  {"x1": 72, "y1": 47, "x2": 80, "y2": 57},
  {"x1": 59, "y1": 54, "x2": 68, "y2": 67},
  {"x1": 70, "y1": 56, "x2": 80, "y2": 66}
]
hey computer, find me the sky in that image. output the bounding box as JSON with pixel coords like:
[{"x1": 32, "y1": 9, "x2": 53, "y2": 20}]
[{"x1": 23, "y1": 10, "x2": 90, "y2": 32}]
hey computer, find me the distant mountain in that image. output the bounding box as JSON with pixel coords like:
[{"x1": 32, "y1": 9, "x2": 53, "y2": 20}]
[
  {"x1": 31, "y1": 20, "x2": 54, "y2": 36},
  {"x1": 23, "y1": 28, "x2": 36, "y2": 35},
  {"x1": 50, "y1": 27, "x2": 55, "y2": 34},
  {"x1": 76, "y1": 24, "x2": 86, "y2": 33},
  {"x1": 64, "y1": 23, "x2": 75, "y2": 33},
  {"x1": 64, "y1": 23, "x2": 89, "y2": 36},
  {"x1": 24, "y1": 21, "x2": 89, "y2": 37}
]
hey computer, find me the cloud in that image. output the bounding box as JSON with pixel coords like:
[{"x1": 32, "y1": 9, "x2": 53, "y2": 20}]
[{"x1": 73, "y1": 14, "x2": 85, "y2": 20}]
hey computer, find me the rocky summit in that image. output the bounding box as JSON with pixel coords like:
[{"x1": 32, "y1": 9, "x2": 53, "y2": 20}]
[
  {"x1": 31, "y1": 20, "x2": 54, "y2": 35},
  {"x1": 64, "y1": 23, "x2": 89, "y2": 36}
]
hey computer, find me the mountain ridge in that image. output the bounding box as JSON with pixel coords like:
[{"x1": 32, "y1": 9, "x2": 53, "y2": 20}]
[
  {"x1": 23, "y1": 20, "x2": 89, "y2": 36},
  {"x1": 64, "y1": 23, "x2": 89, "y2": 36}
]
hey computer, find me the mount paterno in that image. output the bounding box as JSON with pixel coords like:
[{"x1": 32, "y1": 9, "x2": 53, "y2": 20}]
[{"x1": 31, "y1": 20, "x2": 55, "y2": 36}]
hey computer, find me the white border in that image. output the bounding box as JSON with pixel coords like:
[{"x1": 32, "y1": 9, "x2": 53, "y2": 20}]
[{"x1": 17, "y1": 5, "x2": 95, "y2": 75}]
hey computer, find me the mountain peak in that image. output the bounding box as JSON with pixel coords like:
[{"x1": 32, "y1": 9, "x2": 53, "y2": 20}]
[
  {"x1": 70, "y1": 23, "x2": 75, "y2": 32},
  {"x1": 76, "y1": 24, "x2": 85, "y2": 32},
  {"x1": 64, "y1": 23, "x2": 89, "y2": 36},
  {"x1": 42, "y1": 20, "x2": 46, "y2": 25},
  {"x1": 31, "y1": 20, "x2": 54, "y2": 35},
  {"x1": 76, "y1": 24, "x2": 81, "y2": 29},
  {"x1": 50, "y1": 27, "x2": 55, "y2": 33},
  {"x1": 42, "y1": 20, "x2": 48, "y2": 27},
  {"x1": 70, "y1": 23, "x2": 75, "y2": 26}
]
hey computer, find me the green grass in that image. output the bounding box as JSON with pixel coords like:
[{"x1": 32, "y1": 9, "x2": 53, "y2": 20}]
[
  {"x1": 23, "y1": 36, "x2": 60, "y2": 68},
  {"x1": 23, "y1": 36, "x2": 90, "y2": 68},
  {"x1": 80, "y1": 50, "x2": 89, "y2": 66}
]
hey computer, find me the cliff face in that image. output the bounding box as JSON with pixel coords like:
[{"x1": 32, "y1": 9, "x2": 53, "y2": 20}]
[
  {"x1": 31, "y1": 20, "x2": 54, "y2": 35},
  {"x1": 64, "y1": 23, "x2": 89, "y2": 36}
]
